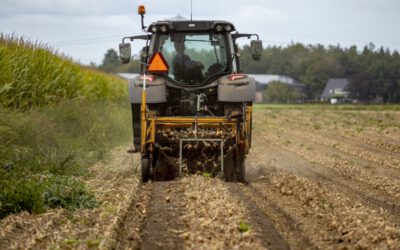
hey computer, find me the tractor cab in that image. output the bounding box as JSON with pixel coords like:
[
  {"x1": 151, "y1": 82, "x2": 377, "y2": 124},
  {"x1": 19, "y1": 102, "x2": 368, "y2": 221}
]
[
  {"x1": 120, "y1": 20, "x2": 262, "y2": 87},
  {"x1": 148, "y1": 21, "x2": 236, "y2": 86}
]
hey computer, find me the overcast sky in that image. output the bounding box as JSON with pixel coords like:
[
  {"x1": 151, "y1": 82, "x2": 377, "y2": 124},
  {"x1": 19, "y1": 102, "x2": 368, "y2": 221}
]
[{"x1": 1, "y1": 0, "x2": 400, "y2": 65}]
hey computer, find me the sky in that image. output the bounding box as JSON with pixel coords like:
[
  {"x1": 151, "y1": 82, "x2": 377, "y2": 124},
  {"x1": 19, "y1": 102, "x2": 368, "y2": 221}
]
[{"x1": 1, "y1": 0, "x2": 400, "y2": 65}]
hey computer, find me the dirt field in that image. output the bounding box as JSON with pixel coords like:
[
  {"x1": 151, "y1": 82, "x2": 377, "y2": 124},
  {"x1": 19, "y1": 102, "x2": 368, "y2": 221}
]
[{"x1": 1, "y1": 105, "x2": 400, "y2": 249}]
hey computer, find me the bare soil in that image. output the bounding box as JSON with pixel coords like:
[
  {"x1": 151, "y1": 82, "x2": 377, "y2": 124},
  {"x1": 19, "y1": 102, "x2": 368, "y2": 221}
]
[
  {"x1": 139, "y1": 181, "x2": 186, "y2": 250},
  {"x1": 1, "y1": 106, "x2": 400, "y2": 249}
]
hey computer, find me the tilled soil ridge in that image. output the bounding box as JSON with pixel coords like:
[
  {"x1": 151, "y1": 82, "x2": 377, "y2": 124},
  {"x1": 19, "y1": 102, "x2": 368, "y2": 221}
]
[{"x1": 138, "y1": 176, "x2": 265, "y2": 249}]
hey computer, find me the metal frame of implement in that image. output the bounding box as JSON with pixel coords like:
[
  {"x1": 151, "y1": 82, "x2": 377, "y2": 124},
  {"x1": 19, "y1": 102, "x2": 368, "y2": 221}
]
[
  {"x1": 139, "y1": 72, "x2": 253, "y2": 174},
  {"x1": 142, "y1": 116, "x2": 239, "y2": 154}
]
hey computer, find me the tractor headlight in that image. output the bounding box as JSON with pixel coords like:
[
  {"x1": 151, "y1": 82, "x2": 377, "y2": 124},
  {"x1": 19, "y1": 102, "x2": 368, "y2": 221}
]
[
  {"x1": 151, "y1": 26, "x2": 158, "y2": 32},
  {"x1": 214, "y1": 23, "x2": 234, "y2": 32}
]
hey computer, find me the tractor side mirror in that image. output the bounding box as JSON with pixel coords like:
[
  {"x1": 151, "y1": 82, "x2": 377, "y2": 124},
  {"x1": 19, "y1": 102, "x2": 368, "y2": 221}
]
[
  {"x1": 250, "y1": 40, "x2": 263, "y2": 61},
  {"x1": 119, "y1": 43, "x2": 131, "y2": 64}
]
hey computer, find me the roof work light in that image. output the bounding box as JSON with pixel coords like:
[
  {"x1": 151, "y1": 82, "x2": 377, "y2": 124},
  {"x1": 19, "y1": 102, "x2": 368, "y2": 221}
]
[
  {"x1": 138, "y1": 5, "x2": 146, "y2": 31},
  {"x1": 138, "y1": 5, "x2": 146, "y2": 15}
]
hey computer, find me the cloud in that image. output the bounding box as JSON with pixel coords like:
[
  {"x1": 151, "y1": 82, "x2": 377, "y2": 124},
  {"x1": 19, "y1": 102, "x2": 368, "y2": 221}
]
[
  {"x1": 1, "y1": 0, "x2": 130, "y2": 15},
  {"x1": 2, "y1": 0, "x2": 400, "y2": 64},
  {"x1": 0, "y1": 0, "x2": 306, "y2": 16}
]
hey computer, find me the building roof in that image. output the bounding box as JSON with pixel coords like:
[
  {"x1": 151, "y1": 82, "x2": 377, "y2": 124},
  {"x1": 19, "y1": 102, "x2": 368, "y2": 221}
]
[
  {"x1": 248, "y1": 74, "x2": 298, "y2": 85},
  {"x1": 321, "y1": 78, "x2": 349, "y2": 98}
]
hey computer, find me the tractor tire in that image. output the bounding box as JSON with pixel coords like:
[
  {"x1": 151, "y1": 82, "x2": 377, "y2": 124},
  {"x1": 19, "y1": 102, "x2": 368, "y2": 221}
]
[{"x1": 141, "y1": 158, "x2": 150, "y2": 183}]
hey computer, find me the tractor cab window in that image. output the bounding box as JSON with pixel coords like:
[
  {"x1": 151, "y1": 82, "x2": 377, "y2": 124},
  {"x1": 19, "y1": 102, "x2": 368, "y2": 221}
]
[{"x1": 156, "y1": 33, "x2": 228, "y2": 85}]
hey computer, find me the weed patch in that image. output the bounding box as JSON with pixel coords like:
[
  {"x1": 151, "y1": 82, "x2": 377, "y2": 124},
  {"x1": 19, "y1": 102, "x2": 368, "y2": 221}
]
[{"x1": 237, "y1": 221, "x2": 250, "y2": 233}]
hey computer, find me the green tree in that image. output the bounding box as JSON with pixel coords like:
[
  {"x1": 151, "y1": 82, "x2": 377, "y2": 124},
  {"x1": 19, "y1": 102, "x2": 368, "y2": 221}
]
[
  {"x1": 264, "y1": 81, "x2": 304, "y2": 103},
  {"x1": 302, "y1": 57, "x2": 344, "y2": 99},
  {"x1": 98, "y1": 48, "x2": 141, "y2": 73},
  {"x1": 116, "y1": 59, "x2": 141, "y2": 73},
  {"x1": 99, "y1": 49, "x2": 120, "y2": 73}
]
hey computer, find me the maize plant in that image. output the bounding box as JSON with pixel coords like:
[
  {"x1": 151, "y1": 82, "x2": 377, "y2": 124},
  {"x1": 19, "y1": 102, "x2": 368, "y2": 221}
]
[{"x1": 0, "y1": 33, "x2": 126, "y2": 110}]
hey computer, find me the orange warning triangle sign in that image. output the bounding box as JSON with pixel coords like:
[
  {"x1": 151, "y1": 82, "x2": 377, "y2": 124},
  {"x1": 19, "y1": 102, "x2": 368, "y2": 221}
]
[{"x1": 147, "y1": 52, "x2": 169, "y2": 73}]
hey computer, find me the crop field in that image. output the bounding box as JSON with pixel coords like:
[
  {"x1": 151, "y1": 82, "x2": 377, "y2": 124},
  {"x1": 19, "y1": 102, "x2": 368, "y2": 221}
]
[
  {"x1": 1, "y1": 105, "x2": 400, "y2": 249},
  {"x1": 0, "y1": 34, "x2": 126, "y2": 109},
  {"x1": 0, "y1": 34, "x2": 131, "y2": 227}
]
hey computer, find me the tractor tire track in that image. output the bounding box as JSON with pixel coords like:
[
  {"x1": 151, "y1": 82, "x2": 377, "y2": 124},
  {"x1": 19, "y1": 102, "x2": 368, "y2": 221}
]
[
  {"x1": 228, "y1": 183, "x2": 312, "y2": 250},
  {"x1": 114, "y1": 176, "x2": 267, "y2": 249},
  {"x1": 114, "y1": 183, "x2": 152, "y2": 250},
  {"x1": 138, "y1": 181, "x2": 186, "y2": 250}
]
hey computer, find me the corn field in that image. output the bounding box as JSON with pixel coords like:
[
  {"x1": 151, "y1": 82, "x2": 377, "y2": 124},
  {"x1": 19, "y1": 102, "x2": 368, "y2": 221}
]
[{"x1": 0, "y1": 33, "x2": 126, "y2": 109}]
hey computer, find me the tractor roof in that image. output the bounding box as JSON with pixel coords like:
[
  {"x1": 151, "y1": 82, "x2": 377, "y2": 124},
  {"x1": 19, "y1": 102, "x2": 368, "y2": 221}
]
[{"x1": 147, "y1": 20, "x2": 236, "y2": 33}]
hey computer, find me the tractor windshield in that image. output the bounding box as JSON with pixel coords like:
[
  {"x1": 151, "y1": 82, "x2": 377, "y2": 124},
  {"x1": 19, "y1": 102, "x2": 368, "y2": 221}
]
[{"x1": 155, "y1": 33, "x2": 229, "y2": 85}]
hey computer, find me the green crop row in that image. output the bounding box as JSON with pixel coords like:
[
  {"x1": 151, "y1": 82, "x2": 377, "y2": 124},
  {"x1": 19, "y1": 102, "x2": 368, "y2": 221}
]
[{"x1": 0, "y1": 33, "x2": 126, "y2": 109}]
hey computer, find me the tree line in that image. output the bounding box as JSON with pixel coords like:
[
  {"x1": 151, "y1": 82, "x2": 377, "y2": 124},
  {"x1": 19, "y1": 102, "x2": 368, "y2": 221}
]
[
  {"x1": 95, "y1": 49, "x2": 140, "y2": 74},
  {"x1": 240, "y1": 43, "x2": 400, "y2": 103},
  {"x1": 97, "y1": 43, "x2": 400, "y2": 103}
]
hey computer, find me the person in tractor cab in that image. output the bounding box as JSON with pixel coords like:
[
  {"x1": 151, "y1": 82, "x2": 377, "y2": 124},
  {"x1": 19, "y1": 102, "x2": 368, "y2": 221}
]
[{"x1": 172, "y1": 40, "x2": 204, "y2": 84}]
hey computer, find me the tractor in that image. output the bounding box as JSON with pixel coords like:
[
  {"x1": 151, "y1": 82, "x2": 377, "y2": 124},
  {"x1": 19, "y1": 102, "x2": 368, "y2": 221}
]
[{"x1": 119, "y1": 5, "x2": 262, "y2": 182}]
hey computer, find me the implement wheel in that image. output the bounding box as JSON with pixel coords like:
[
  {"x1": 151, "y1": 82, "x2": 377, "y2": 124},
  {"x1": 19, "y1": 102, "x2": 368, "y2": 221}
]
[
  {"x1": 224, "y1": 150, "x2": 246, "y2": 183},
  {"x1": 237, "y1": 157, "x2": 246, "y2": 183},
  {"x1": 224, "y1": 153, "x2": 237, "y2": 182},
  {"x1": 141, "y1": 158, "x2": 150, "y2": 183}
]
